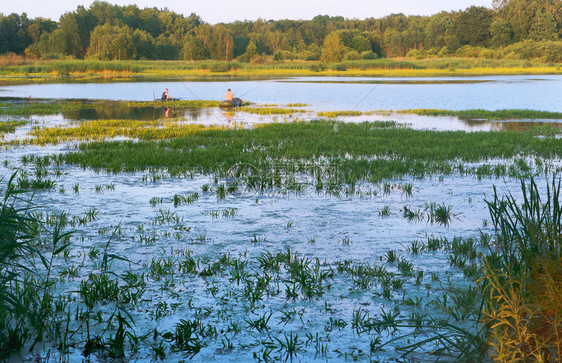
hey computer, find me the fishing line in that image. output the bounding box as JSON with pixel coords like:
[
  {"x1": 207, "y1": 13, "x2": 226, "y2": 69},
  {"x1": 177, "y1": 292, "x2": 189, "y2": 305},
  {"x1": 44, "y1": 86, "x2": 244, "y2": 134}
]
[
  {"x1": 348, "y1": 56, "x2": 407, "y2": 113},
  {"x1": 240, "y1": 86, "x2": 259, "y2": 98}
]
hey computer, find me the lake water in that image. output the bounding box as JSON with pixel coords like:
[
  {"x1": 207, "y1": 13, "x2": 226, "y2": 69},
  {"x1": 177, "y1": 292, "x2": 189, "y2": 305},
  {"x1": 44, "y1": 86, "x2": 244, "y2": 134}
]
[
  {"x1": 1, "y1": 75, "x2": 561, "y2": 361},
  {"x1": 1, "y1": 75, "x2": 561, "y2": 112}
]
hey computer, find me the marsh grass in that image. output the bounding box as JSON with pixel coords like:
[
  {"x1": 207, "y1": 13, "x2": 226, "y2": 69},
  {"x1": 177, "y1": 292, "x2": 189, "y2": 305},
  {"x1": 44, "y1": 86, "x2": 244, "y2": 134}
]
[
  {"x1": 125, "y1": 100, "x2": 219, "y2": 108},
  {"x1": 397, "y1": 108, "x2": 562, "y2": 120},
  {"x1": 0, "y1": 120, "x2": 28, "y2": 135},
  {"x1": 3, "y1": 58, "x2": 560, "y2": 81},
  {"x1": 0, "y1": 101, "x2": 94, "y2": 116},
  {"x1": 242, "y1": 107, "x2": 306, "y2": 115},
  {"x1": 25, "y1": 119, "x2": 231, "y2": 145},
  {"x1": 0, "y1": 172, "x2": 75, "y2": 359},
  {"x1": 480, "y1": 176, "x2": 562, "y2": 361},
  {"x1": 2, "y1": 173, "x2": 557, "y2": 361},
  {"x1": 317, "y1": 110, "x2": 362, "y2": 118},
  {"x1": 53, "y1": 121, "x2": 562, "y2": 188}
]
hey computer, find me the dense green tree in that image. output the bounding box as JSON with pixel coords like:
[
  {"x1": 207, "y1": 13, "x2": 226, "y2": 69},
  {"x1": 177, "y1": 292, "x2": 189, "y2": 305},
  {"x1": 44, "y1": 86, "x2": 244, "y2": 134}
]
[
  {"x1": 0, "y1": 13, "x2": 32, "y2": 54},
  {"x1": 320, "y1": 32, "x2": 345, "y2": 62},
  {"x1": 351, "y1": 34, "x2": 372, "y2": 52},
  {"x1": 26, "y1": 17, "x2": 56, "y2": 44},
  {"x1": 58, "y1": 13, "x2": 85, "y2": 58},
  {"x1": 402, "y1": 18, "x2": 425, "y2": 50},
  {"x1": 383, "y1": 28, "x2": 404, "y2": 57},
  {"x1": 494, "y1": 0, "x2": 561, "y2": 41},
  {"x1": 89, "y1": 1, "x2": 123, "y2": 26},
  {"x1": 209, "y1": 25, "x2": 234, "y2": 61},
  {"x1": 245, "y1": 40, "x2": 257, "y2": 58},
  {"x1": 0, "y1": 0, "x2": 560, "y2": 61},
  {"x1": 490, "y1": 19, "x2": 514, "y2": 46},
  {"x1": 453, "y1": 6, "x2": 494, "y2": 46},
  {"x1": 87, "y1": 23, "x2": 133, "y2": 60},
  {"x1": 529, "y1": 10, "x2": 559, "y2": 41},
  {"x1": 132, "y1": 29, "x2": 155, "y2": 59},
  {"x1": 424, "y1": 12, "x2": 452, "y2": 49}
]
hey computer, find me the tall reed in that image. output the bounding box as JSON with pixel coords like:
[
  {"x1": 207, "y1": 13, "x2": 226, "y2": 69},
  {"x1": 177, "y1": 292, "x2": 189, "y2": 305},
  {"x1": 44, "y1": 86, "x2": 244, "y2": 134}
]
[
  {"x1": 0, "y1": 172, "x2": 72, "y2": 359},
  {"x1": 481, "y1": 176, "x2": 562, "y2": 361}
]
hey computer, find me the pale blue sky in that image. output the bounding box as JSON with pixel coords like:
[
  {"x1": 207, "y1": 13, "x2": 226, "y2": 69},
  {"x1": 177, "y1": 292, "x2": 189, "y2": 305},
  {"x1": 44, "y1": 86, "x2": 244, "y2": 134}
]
[{"x1": 3, "y1": 0, "x2": 493, "y2": 23}]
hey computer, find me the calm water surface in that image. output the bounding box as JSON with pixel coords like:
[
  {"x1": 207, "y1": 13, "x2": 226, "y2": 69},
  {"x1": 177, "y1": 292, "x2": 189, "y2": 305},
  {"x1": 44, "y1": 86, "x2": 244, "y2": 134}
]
[{"x1": 1, "y1": 75, "x2": 560, "y2": 111}]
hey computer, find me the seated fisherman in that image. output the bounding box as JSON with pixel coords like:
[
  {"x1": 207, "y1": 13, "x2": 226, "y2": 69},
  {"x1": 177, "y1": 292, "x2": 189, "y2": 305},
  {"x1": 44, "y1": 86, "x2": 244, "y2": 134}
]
[
  {"x1": 224, "y1": 88, "x2": 234, "y2": 101},
  {"x1": 161, "y1": 88, "x2": 170, "y2": 100},
  {"x1": 224, "y1": 88, "x2": 242, "y2": 106}
]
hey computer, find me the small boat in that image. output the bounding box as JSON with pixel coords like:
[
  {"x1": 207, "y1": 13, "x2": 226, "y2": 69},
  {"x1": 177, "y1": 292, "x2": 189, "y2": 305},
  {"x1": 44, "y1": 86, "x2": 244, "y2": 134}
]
[{"x1": 219, "y1": 98, "x2": 244, "y2": 108}]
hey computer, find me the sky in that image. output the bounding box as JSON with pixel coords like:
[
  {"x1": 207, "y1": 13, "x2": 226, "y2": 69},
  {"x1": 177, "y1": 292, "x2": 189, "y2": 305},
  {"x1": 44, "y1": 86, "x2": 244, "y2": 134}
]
[{"x1": 3, "y1": 0, "x2": 494, "y2": 23}]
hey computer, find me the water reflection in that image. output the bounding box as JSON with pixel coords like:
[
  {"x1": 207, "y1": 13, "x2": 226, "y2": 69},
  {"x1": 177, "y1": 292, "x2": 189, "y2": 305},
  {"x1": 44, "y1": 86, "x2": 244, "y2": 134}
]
[
  {"x1": 224, "y1": 110, "x2": 235, "y2": 123},
  {"x1": 2, "y1": 96, "x2": 560, "y2": 133},
  {"x1": 58, "y1": 102, "x2": 208, "y2": 121}
]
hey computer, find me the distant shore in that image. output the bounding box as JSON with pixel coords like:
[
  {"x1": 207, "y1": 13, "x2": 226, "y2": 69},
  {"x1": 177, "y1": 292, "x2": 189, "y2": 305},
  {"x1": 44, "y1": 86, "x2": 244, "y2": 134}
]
[{"x1": 0, "y1": 58, "x2": 560, "y2": 84}]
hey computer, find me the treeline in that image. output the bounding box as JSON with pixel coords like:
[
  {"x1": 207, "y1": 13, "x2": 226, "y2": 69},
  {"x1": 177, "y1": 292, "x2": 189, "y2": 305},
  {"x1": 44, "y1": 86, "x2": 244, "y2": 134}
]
[{"x1": 0, "y1": 0, "x2": 561, "y2": 63}]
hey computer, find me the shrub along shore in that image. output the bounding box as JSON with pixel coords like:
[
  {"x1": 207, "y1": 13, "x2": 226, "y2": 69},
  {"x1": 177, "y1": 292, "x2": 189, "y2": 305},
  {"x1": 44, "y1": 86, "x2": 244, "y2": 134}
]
[{"x1": 0, "y1": 58, "x2": 560, "y2": 82}]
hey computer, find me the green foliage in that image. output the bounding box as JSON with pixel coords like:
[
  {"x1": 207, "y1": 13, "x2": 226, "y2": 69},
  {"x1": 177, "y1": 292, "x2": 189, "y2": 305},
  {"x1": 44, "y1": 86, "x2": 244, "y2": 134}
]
[
  {"x1": 320, "y1": 32, "x2": 346, "y2": 63},
  {"x1": 0, "y1": 1, "x2": 560, "y2": 62}
]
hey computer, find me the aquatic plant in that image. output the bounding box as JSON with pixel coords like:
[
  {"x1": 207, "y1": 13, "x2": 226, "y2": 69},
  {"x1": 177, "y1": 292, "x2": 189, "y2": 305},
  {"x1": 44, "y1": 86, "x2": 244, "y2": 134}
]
[
  {"x1": 0, "y1": 120, "x2": 28, "y2": 134},
  {"x1": 480, "y1": 176, "x2": 562, "y2": 361},
  {"x1": 57, "y1": 121, "x2": 562, "y2": 186},
  {"x1": 125, "y1": 100, "x2": 219, "y2": 108},
  {"x1": 275, "y1": 332, "x2": 301, "y2": 361},
  {"x1": 0, "y1": 101, "x2": 94, "y2": 116},
  {"x1": 317, "y1": 110, "x2": 362, "y2": 118},
  {"x1": 242, "y1": 107, "x2": 306, "y2": 115},
  {"x1": 395, "y1": 108, "x2": 562, "y2": 120},
  {"x1": 0, "y1": 172, "x2": 73, "y2": 359}
]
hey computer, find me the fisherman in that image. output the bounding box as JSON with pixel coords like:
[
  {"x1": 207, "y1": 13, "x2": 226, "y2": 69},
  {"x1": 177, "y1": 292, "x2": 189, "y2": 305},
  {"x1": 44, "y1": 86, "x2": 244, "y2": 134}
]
[
  {"x1": 224, "y1": 88, "x2": 234, "y2": 102},
  {"x1": 161, "y1": 88, "x2": 170, "y2": 100},
  {"x1": 224, "y1": 88, "x2": 242, "y2": 106}
]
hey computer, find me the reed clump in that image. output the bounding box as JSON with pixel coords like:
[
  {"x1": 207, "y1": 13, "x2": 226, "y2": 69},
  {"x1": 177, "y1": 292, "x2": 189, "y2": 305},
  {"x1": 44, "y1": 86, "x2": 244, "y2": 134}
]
[
  {"x1": 480, "y1": 177, "x2": 562, "y2": 361},
  {"x1": 0, "y1": 172, "x2": 72, "y2": 359}
]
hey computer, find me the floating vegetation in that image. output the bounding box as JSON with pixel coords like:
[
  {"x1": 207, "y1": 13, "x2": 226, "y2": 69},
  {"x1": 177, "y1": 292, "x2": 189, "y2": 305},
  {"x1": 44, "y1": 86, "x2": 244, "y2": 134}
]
[
  {"x1": 394, "y1": 108, "x2": 562, "y2": 120},
  {"x1": 286, "y1": 103, "x2": 309, "y2": 107},
  {"x1": 317, "y1": 110, "x2": 363, "y2": 118},
  {"x1": 124, "y1": 100, "x2": 219, "y2": 108},
  {"x1": 23, "y1": 119, "x2": 231, "y2": 145},
  {"x1": 242, "y1": 107, "x2": 306, "y2": 115},
  {"x1": 0, "y1": 120, "x2": 28, "y2": 135},
  {"x1": 48, "y1": 120, "x2": 562, "y2": 190},
  {"x1": 0, "y1": 100, "x2": 95, "y2": 116}
]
